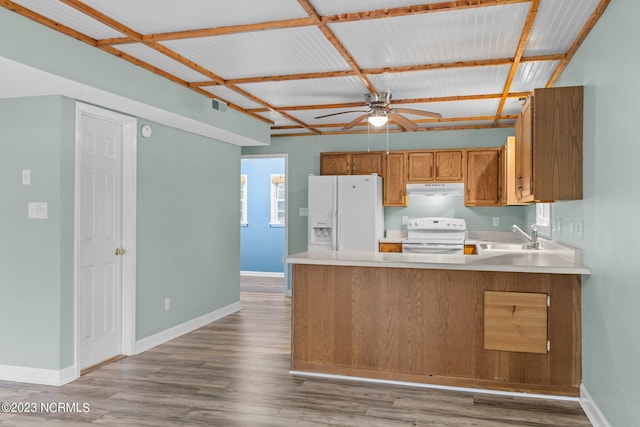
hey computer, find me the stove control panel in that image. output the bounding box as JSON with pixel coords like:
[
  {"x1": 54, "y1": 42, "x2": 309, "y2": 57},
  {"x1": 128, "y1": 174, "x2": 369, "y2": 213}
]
[{"x1": 407, "y1": 217, "x2": 466, "y2": 231}]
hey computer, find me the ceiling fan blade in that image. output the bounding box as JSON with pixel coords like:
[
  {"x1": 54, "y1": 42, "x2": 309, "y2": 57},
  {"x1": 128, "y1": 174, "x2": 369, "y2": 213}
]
[
  {"x1": 343, "y1": 113, "x2": 370, "y2": 130},
  {"x1": 389, "y1": 112, "x2": 418, "y2": 131},
  {"x1": 392, "y1": 108, "x2": 442, "y2": 119},
  {"x1": 314, "y1": 110, "x2": 370, "y2": 119}
]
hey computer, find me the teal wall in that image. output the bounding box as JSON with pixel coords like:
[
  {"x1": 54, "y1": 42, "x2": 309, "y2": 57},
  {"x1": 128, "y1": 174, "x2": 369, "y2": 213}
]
[
  {"x1": 137, "y1": 121, "x2": 240, "y2": 339},
  {"x1": 0, "y1": 96, "x2": 74, "y2": 369},
  {"x1": 0, "y1": 97, "x2": 241, "y2": 370},
  {"x1": 242, "y1": 128, "x2": 528, "y2": 254},
  {"x1": 0, "y1": 5, "x2": 246, "y2": 373},
  {"x1": 550, "y1": 0, "x2": 640, "y2": 424}
]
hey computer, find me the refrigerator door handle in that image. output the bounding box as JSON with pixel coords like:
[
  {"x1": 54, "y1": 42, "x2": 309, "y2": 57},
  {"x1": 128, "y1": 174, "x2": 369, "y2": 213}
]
[{"x1": 334, "y1": 211, "x2": 340, "y2": 251}]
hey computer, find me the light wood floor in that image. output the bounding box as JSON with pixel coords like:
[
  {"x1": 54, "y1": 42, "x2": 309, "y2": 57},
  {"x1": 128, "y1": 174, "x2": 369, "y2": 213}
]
[{"x1": 0, "y1": 277, "x2": 591, "y2": 426}]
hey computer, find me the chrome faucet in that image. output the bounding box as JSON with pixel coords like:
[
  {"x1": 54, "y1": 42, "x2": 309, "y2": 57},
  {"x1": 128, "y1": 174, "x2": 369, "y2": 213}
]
[{"x1": 512, "y1": 224, "x2": 538, "y2": 248}]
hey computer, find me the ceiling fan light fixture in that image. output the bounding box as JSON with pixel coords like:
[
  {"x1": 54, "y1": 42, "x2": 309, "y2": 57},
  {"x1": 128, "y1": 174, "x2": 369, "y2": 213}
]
[{"x1": 368, "y1": 111, "x2": 388, "y2": 127}]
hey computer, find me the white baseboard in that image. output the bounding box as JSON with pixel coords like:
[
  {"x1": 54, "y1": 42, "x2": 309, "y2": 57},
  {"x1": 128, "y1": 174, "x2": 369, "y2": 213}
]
[
  {"x1": 0, "y1": 364, "x2": 76, "y2": 386},
  {"x1": 290, "y1": 371, "x2": 579, "y2": 402},
  {"x1": 580, "y1": 383, "x2": 612, "y2": 427},
  {"x1": 240, "y1": 271, "x2": 284, "y2": 278},
  {"x1": 135, "y1": 301, "x2": 242, "y2": 354}
]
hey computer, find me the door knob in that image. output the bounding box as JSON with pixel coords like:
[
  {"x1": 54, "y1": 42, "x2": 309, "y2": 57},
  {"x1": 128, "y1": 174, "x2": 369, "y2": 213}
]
[{"x1": 114, "y1": 248, "x2": 126, "y2": 256}]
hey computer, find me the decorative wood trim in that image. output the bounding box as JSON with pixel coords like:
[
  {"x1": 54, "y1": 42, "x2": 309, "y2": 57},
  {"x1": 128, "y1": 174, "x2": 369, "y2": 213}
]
[
  {"x1": 0, "y1": 0, "x2": 607, "y2": 137},
  {"x1": 493, "y1": 0, "x2": 540, "y2": 126},
  {"x1": 297, "y1": 0, "x2": 376, "y2": 94}
]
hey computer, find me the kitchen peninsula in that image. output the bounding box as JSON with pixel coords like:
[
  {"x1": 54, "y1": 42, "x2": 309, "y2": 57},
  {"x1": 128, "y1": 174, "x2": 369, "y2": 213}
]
[{"x1": 287, "y1": 244, "x2": 589, "y2": 397}]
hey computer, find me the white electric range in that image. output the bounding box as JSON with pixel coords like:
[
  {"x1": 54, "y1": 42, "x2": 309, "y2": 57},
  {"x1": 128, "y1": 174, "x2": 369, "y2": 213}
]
[{"x1": 402, "y1": 217, "x2": 466, "y2": 254}]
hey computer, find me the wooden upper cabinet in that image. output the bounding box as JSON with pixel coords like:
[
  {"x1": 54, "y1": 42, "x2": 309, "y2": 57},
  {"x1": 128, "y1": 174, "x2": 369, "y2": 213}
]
[
  {"x1": 515, "y1": 86, "x2": 583, "y2": 202},
  {"x1": 515, "y1": 96, "x2": 534, "y2": 201},
  {"x1": 320, "y1": 152, "x2": 383, "y2": 176},
  {"x1": 407, "y1": 150, "x2": 464, "y2": 183},
  {"x1": 320, "y1": 152, "x2": 351, "y2": 175},
  {"x1": 383, "y1": 151, "x2": 407, "y2": 207},
  {"x1": 503, "y1": 136, "x2": 528, "y2": 206},
  {"x1": 351, "y1": 152, "x2": 383, "y2": 175},
  {"x1": 406, "y1": 151, "x2": 434, "y2": 182},
  {"x1": 435, "y1": 150, "x2": 465, "y2": 182},
  {"x1": 465, "y1": 148, "x2": 502, "y2": 206}
]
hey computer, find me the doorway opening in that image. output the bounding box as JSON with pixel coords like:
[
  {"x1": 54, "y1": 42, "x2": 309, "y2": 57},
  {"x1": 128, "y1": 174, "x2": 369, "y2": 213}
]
[{"x1": 240, "y1": 154, "x2": 288, "y2": 295}]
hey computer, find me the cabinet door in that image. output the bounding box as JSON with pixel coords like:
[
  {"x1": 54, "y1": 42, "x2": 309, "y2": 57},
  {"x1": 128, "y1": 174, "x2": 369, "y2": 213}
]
[
  {"x1": 320, "y1": 152, "x2": 351, "y2": 175},
  {"x1": 379, "y1": 242, "x2": 403, "y2": 253},
  {"x1": 383, "y1": 151, "x2": 407, "y2": 206},
  {"x1": 406, "y1": 151, "x2": 434, "y2": 182},
  {"x1": 352, "y1": 152, "x2": 383, "y2": 175},
  {"x1": 516, "y1": 96, "x2": 534, "y2": 202},
  {"x1": 484, "y1": 291, "x2": 548, "y2": 354},
  {"x1": 465, "y1": 149, "x2": 501, "y2": 206},
  {"x1": 435, "y1": 150, "x2": 464, "y2": 182},
  {"x1": 532, "y1": 86, "x2": 583, "y2": 201}
]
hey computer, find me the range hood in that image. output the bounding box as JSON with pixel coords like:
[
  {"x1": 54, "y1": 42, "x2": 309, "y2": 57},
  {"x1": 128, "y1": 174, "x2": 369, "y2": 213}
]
[{"x1": 406, "y1": 182, "x2": 464, "y2": 196}]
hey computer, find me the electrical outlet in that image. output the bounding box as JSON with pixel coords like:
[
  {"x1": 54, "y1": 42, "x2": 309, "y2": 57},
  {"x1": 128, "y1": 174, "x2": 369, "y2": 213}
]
[
  {"x1": 164, "y1": 297, "x2": 171, "y2": 311},
  {"x1": 492, "y1": 217, "x2": 499, "y2": 227},
  {"x1": 299, "y1": 207, "x2": 308, "y2": 217},
  {"x1": 569, "y1": 221, "x2": 574, "y2": 236},
  {"x1": 556, "y1": 218, "x2": 562, "y2": 234},
  {"x1": 402, "y1": 216, "x2": 409, "y2": 225},
  {"x1": 577, "y1": 221, "x2": 583, "y2": 239}
]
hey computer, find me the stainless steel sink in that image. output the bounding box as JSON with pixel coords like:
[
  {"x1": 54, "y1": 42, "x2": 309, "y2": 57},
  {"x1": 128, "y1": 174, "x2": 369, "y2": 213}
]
[{"x1": 478, "y1": 242, "x2": 538, "y2": 251}]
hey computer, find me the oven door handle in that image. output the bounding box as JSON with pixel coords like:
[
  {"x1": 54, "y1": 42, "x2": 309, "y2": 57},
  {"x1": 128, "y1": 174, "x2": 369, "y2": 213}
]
[{"x1": 402, "y1": 242, "x2": 463, "y2": 254}]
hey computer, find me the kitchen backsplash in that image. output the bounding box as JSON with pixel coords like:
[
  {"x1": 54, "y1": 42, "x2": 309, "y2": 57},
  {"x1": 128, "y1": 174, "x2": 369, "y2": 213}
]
[{"x1": 384, "y1": 194, "x2": 533, "y2": 232}]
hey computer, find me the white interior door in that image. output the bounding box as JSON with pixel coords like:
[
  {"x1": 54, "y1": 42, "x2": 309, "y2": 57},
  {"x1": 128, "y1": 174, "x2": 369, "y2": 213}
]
[{"x1": 77, "y1": 113, "x2": 124, "y2": 370}]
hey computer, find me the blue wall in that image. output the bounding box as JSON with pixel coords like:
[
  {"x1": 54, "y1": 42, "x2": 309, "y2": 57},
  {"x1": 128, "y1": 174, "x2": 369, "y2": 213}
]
[{"x1": 240, "y1": 158, "x2": 285, "y2": 273}]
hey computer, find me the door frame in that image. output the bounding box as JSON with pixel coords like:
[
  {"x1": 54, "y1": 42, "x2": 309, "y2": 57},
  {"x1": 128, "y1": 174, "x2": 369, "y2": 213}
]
[
  {"x1": 73, "y1": 102, "x2": 137, "y2": 377},
  {"x1": 240, "y1": 153, "x2": 289, "y2": 296}
]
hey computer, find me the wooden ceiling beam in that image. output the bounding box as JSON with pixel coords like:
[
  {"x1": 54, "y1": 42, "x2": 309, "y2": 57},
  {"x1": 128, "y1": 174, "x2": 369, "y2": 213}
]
[
  {"x1": 146, "y1": 41, "x2": 320, "y2": 132},
  {"x1": 546, "y1": 0, "x2": 611, "y2": 87},
  {"x1": 493, "y1": 0, "x2": 540, "y2": 126},
  {"x1": 296, "y1": 0, "x2": 377, "y2": 94},
  {"x1": 143, "y1": 18, "x2": 315, "y2": 42},
  {"x1": 323, "y1": 0, "x2": 531, "y2": 23},
  {"x1": 257, "y1": 92, "x2": 531, "y2": 113},
  {"x1": 59, "y1": 0, "x2": 142, "y2": 41},
  {"x1": 274, "y1": 122, "x2": 516, "y2": 137},
  {"x1": 190, "y1": 55, "x2": 563, "y2": 87},
  {"x1": 106, "y1": 0, "x2": 532, "y2": 45}
]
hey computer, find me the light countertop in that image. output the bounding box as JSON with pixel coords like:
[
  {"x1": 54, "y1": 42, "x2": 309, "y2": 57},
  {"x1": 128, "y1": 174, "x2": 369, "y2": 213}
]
[{"x1": 286, "y1": 239, "x2": 590, "y2": 275}]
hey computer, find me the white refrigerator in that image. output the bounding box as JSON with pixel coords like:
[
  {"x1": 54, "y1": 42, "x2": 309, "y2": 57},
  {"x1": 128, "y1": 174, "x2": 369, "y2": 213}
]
[{"x1": 308, "y1": 174, "x2": 384, "y2": 252}]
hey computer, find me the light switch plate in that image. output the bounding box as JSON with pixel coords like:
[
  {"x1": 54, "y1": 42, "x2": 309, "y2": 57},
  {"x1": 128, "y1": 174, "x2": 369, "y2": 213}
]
[
  {"x1": 28, "y1": 202, "x2": 48, "y2": 219},
  {"x1": 22, "y1": 169, "x2": 31, "y2": 185},
  {"x1": 299, "y1": 207, "x2": 308, "y2": 217}
]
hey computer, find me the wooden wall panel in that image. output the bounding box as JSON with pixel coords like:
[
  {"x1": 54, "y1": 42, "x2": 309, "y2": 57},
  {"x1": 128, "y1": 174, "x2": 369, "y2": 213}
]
[{"x1": 292, "y1": 264, "x2": 581, "y2": 396}]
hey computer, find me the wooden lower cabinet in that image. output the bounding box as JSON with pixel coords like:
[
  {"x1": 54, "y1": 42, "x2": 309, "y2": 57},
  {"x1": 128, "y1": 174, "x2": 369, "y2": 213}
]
[
  {"x1": 379, "y1": 242, "x2": 403, "y2": 252},
  {"x1": 292, "y1": 264, "x2": 581, "y2": 396}
]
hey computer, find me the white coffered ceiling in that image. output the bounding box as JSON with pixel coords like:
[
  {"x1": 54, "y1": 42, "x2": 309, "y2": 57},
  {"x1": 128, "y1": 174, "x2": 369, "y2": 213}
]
[{"x1": 1, "y1": 0, "x2": 610, "y2": 137}]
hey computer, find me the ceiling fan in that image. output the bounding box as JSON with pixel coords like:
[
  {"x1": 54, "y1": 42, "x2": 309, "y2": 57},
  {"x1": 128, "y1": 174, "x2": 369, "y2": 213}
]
[{"x1": 314, "y1": 92, "x2": 442, "y2": 131}]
